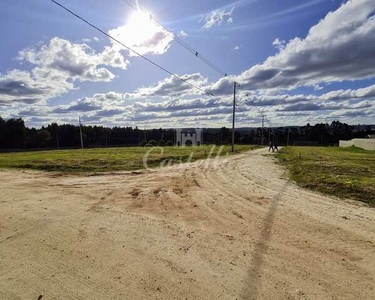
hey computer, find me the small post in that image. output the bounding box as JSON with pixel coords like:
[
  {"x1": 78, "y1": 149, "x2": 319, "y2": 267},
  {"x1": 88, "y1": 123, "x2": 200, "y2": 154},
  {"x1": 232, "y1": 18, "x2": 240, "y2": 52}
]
[
  {"x1": 261, "y1": 115, "x2": 264, "y2": 145},
  {"x1": 79, "y1": 116, "x2": 84, "y2": 149},
  {"x1": 231, "y1": 81, "x2": 237, "y2": 153}
]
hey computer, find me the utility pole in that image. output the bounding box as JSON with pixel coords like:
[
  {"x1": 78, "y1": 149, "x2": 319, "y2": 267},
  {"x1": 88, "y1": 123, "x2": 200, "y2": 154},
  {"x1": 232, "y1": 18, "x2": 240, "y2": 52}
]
[
  {"x1": 231, "y1": 81, "x2": 237, "y2": 153},
  {"x1": 261, "y1": 114, "x2": 265, "y2": 145},
  {"x1": 268, "y1": 124, "x2": 271, "y2": 144},
  {"x1": 287, "y1": 128, "x2": 290, "y2": 146},
  {"x1": 56, "y1": 134, "x2": 59, "y2": 150},
  {"x1": 79, "y1": 116, "x2": 84, "y2": 149}
]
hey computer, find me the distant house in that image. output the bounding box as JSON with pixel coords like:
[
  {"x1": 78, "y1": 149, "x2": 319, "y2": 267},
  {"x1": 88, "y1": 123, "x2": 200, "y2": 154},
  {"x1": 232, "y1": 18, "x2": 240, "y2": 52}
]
[
  {"x1": 339, "y1": 137, "x2": 375, "y2": 150},
  {"x1": 175, "y1": 129, "x2": 203, "y2": 147}
]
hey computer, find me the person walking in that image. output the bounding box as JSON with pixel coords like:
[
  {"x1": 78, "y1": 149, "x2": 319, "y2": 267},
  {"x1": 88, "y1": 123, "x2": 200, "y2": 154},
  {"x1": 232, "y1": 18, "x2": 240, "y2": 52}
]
[
  {"x1": 274, "y1": 141, "x2": 279, "y2": 152},
  {"x1": 269, "y1": 141, "x2": 273, "y2": 152}
]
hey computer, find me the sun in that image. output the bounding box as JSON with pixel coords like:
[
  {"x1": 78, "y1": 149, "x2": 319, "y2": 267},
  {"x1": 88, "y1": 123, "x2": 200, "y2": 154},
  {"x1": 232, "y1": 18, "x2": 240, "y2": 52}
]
[
  {"x1": 124, "y1": 10, "x2": 160, "y2": 46},
  {"x1": 108, "y1": 9, "x2": 174, "y2": 56}
]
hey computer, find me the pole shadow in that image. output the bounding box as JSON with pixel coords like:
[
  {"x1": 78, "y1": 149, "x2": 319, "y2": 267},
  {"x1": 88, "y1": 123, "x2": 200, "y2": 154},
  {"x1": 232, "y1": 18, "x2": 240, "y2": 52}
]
[{"x1": 240, "y1": 182, "x2": 289, "y2": 300}]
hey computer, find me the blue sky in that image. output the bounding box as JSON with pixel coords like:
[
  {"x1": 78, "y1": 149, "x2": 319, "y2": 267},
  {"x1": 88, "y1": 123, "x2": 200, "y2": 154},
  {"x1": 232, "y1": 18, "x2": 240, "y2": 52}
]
[{"x1": 0, "y1": 0, "x2": 374, "y2": 128}]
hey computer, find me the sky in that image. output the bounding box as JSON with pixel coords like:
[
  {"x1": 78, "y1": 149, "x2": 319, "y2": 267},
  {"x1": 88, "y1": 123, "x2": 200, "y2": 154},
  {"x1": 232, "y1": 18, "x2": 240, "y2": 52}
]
[{"x1": 0, "y1": 0, "x2": 375, "y2": 128}]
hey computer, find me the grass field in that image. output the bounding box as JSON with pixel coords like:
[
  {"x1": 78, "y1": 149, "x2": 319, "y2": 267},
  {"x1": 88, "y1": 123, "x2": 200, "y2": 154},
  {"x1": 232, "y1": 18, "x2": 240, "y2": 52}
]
[
  {"x1": 277, "y1": 146, "x2": 375, "y2": 206},
  {"x1": 0, "y1": 145, "x2": 259, "y2": 173}
]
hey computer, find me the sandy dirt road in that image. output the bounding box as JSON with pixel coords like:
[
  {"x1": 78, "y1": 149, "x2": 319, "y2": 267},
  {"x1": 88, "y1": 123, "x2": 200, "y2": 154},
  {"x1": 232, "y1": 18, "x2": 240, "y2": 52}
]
[{"x1": 0, "y1": 148, "x2": 374, "y2": 300}]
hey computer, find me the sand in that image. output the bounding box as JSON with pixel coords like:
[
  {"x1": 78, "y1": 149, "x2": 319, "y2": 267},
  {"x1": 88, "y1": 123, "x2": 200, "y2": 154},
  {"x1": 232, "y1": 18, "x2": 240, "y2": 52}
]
[{"x1": 0, "y1": 148, "x2": 374, "y2": 299}]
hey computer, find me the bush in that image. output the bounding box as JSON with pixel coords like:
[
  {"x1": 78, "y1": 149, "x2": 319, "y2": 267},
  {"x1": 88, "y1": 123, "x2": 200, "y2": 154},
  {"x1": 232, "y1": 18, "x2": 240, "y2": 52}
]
[
  {"x1": 148, "y1": 140, "x2": 157, "y2": 146},
  {"x1": 240, "y1": 136, "x2": 249, "y2": 144},
  {"x1": 140, "y1": 140, "x2": 147, "y2": 147},
  {"x1": 166, "y1": 140, "x2": 174, "y2": 146},
  {"x1": 158, "y1": 139, "x2": 166, "y2": 146}
]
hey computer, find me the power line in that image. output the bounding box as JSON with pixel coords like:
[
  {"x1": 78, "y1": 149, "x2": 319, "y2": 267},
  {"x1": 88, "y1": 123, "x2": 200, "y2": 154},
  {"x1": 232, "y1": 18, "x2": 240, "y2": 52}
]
[
  {"x1": 51, "y1": 0, "x2": 214, "y2": 97},
  {"x1": 234, "y1": 90, "x2": 269, "y2": 145},
  {"x1": 121, "y1": 0, "x2": 228, "y2": 77}
]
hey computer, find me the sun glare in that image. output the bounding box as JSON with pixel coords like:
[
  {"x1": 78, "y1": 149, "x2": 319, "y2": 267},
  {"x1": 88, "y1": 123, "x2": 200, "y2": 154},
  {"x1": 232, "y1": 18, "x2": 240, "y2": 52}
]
[
  {"x1": 125, "y1": 10, "x2": 159, "y2": 46},
  {"x1": 109, "y1": 8, "x2": 173, "y2": 55}
]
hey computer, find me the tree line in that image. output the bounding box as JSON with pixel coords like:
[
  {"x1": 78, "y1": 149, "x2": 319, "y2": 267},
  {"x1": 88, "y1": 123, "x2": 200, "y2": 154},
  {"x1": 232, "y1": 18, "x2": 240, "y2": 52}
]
[{"x1": 0, "y1": 116, "x2": 372, "y2": 150}]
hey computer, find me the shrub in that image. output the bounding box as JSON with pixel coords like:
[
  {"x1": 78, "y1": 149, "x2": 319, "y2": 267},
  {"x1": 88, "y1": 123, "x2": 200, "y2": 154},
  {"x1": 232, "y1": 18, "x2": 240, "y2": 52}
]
[
  {"x1": 140, "y1": 140, "x2": 147, "y2": 147},
  {"x1": 148, "y1": 140, "x2": 157, "y2": 146},
  {"x1": 166, "y1": 140, "x2": 174, "y2": 146},
  {"x1": 158, "y1": 139, "x2": 166, "y2": 146}
]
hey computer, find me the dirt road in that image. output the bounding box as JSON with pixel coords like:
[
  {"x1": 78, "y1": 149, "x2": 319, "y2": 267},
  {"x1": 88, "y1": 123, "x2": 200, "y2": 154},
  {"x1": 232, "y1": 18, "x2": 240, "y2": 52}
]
[{"x1": 0, "y1": 148, "x2": 374, "y2": 299}]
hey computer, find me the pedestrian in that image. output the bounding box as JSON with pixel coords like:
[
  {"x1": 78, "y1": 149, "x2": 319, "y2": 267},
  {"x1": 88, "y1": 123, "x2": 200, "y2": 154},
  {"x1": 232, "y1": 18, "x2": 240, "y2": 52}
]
[
  {"x1": 274, "y1": 141, "x2": 279, "y2": 152},
  {"x1": 269, "y1": 141, "x2": 273, "y2": 152}
]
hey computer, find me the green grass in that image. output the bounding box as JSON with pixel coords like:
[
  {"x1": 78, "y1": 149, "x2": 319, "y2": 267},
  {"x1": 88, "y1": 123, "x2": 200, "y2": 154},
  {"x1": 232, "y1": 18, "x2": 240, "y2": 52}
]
[
  {"x1": 277, "y1": 146, "x2": 375, "y2": 206},
  {"x1": 0, "y1": 145, "x2": 259, "y2": 174}
]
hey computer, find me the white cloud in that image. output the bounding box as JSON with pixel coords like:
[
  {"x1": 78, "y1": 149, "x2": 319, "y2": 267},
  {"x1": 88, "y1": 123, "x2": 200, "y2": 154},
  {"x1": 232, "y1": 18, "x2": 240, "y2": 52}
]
[
  {"x1": 0, "y1": 69, "x2": 72, "y2": 105},
  {"x1": 208, "y1": 0, "x2": 375, "y2": 94},
  {"x1": 178, "y1": 31, "x2": 188, "y2": 38},
  {"x1": 14, "y1": 79, "x2": 375, "y2": 128},
  {"x1": 272, "y1": 38, "x2": 286, "y2": 51},
  {"x1": 0, "y1": 37, "x2": 129, "y2": 105},
  {"x1": 18, "y1": 37, "x2": 129, "y2": 81},
  {"x1": 108, "y1": 12, "x2": 174, "y2": 56},
  {"x1": 4, "y1": 0, "x2": 375, "y2": 128},
  {"x1": 128, "y1": 73, "x2": 209, "y2": 99},
  {"x1": 202, "y1": 7, "x2": 234, "y2": 29},
  {"x1": 233, "y1": 45, "x2": 240, "y2": 50}
]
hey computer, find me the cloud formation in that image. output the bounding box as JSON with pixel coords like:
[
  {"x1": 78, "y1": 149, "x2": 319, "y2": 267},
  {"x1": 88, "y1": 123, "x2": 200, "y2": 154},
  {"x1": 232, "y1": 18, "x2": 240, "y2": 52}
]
[
  {"x1": 108, "y1": 12, "x2": 174, "y2": 56},
  {"x1": 13, "y1": 80, "x2": 375, "y2": 128},
  {"x1": 3, "y1": 0, "x2": 375, "y2": 129},
  {"x1": 178, "y1": 31, "x2": 188, "y2": 38},
  {"x1": 126, "y1": 73, "x2": 209, "y2": 99},
  {"x1": 18, "y1": 37, "x2": 129, "y2": 82},
  {"x1": 208, "y1": 0, "x2": 375, "y2": 94},
  {"x1": 272, "y1": 38, "x2": 286, "y2": 51},
  {"x1": 1, "y1": 38, "x2": 129, "y2": 105},
  {"x1": 202, "y1": 7, "x2": 234, "y2": 29}
]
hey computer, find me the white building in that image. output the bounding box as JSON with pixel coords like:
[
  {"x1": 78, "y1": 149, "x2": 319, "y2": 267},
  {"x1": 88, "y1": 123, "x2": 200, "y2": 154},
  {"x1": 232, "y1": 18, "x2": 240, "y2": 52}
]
[
  {"x1": 175, "y1": 129, "x2": 203, "y2": 147},
  {"x1": 339, "y1": 137, "x2": 375, "y2": 151}
]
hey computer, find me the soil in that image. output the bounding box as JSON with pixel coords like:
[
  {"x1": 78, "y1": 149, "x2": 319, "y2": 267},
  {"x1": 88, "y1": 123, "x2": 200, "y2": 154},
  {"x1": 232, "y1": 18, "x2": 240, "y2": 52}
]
[{"x1": 0, "y1": 148, "x2": 374, "y2": 299}]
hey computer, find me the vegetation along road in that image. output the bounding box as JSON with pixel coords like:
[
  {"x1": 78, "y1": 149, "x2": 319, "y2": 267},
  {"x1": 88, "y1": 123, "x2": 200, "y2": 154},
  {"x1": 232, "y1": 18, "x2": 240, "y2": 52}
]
[
  {"x1": 0, "y1": 145, "x2": 258, "y2": 173},
  {"x1": 277, "y1": 146, "x2": 375, "y2": 206}
]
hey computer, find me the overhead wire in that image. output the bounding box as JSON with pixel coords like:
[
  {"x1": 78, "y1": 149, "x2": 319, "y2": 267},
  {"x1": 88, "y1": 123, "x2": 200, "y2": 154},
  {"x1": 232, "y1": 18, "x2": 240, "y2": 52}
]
[
  {"x1": 51, "y1": 0, "x2": 215, "y2": 97},
  {"x1": 120, "y1": 0, "x2": 228, "y2": 77},
  {"x1": 235, "y1": 87, "x2": 268, "y2": 126}
]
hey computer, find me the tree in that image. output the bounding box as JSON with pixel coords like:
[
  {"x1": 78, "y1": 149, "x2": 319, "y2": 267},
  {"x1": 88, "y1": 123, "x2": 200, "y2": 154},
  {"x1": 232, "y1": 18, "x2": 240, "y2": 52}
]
[
  {"x1": 0, "y1": 117, "x2": 6, "y2": 149},
  {"x1": 48, "y1": 122, "x2": 60, "y2": 149},
  {"x1": 5, "y1": 118, "x2": 26, "y2": 148},
  {"x1": 36, "y1": 130, "x2": 51, "y2": 147},
  {"x1": 158, "y1": 139, "x2": 166, "y2": 146}
]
